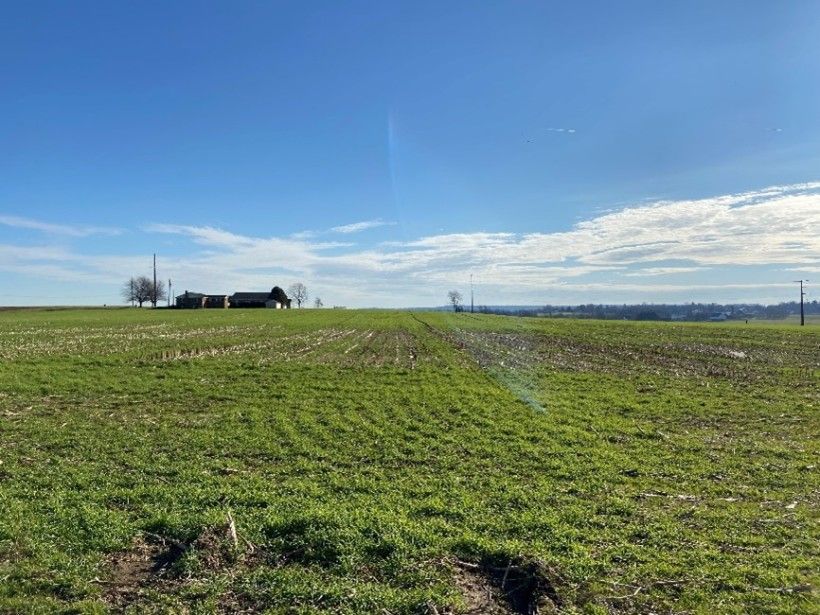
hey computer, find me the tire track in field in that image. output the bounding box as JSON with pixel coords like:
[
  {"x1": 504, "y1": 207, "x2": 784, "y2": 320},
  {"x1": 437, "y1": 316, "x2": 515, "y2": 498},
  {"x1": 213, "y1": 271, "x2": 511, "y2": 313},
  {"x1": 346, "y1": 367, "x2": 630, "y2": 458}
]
[{"x1": 410, "y1": 313, "x2": 545, "y2": 411}]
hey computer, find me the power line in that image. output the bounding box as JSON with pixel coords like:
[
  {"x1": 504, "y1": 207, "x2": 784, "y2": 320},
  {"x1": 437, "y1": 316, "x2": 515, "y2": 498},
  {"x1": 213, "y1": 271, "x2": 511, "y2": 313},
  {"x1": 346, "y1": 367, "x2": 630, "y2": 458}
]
[
  {"x1": 793, "y1": 279, "x2": 808, "y2": 326},
  {"x1": 153, "y1": 253, "x2": 157, "y2": 309}
]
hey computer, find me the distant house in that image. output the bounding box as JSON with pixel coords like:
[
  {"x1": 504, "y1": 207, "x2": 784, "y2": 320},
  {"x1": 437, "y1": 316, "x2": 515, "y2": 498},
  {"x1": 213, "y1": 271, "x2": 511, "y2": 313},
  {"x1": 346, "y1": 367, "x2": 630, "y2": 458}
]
[
  {"x1": 176, "y1": 286, "x2": 291, "y2": 309},
  {"x1": 230, "y1": 287, "x2": 291, "y2": 309},
  {"x1": 175, "y1": 291, "x2": 230, "y2": 309},
  {"x1": 176, "y1": 291, "x2": 206, "y2": 309}
]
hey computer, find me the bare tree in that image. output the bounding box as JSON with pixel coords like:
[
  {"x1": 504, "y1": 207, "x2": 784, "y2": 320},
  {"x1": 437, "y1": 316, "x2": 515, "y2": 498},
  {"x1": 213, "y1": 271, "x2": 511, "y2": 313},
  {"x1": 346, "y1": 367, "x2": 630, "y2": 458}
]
[
  {"x1": 126, "y1": 275, "x2": 166, "y2": 307},
  {"x1": 288, "y1": 283, "x2": 308, "y2": 308},
  {"x1": 133, "y1": 276, "x2": 152, "y2": 308},
  {"x1": 148, "y1": 279, "x2": 167, "y2": 308},
  {"x1": 122, "y1": 277, "x2": 138, "y2": 307},
  {"x1": 314, "y1": 297, "x2": 323, "y2": 308},
  {"x1": 447, "y1": 290, "x2": 463, "y2": 312}
]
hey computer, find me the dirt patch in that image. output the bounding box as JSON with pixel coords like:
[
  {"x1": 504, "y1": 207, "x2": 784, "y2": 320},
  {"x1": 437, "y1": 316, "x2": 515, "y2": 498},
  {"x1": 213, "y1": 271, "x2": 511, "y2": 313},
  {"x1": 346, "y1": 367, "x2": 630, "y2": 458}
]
[
  {"x1": 452, "y1": 565, "x2": 513, "y2": 614},
  {"x1": 102, "y1": 534, "x2": 187, "y2": 608},
  {"x1": 102, "y1": 525, "x2": 240, "y2": 610},
  {"x1": 450, "y1": 558, "x2": 562, "y2": 614},
  {"x1": 190, "y1": 524, "x2": 245, "y2": 571}
]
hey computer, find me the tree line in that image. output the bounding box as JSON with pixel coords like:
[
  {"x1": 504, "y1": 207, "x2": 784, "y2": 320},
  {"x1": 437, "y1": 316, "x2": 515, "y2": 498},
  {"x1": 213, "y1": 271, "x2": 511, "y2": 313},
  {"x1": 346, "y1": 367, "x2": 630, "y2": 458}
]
[{"x1": 468, "y1": 301, "x2": 820, "y2": 321}]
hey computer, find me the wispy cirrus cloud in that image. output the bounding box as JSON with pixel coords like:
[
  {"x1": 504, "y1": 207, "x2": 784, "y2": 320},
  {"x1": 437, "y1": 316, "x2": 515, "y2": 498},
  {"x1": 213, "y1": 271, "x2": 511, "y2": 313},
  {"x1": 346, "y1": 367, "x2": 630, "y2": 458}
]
[
  {"x1": 0, "y1": 215, "x2": 122, "y2": 237},
  {"x1": 145, "y1": 224, "x2": 258, "y2": 248},
  {"x1": 621, "y1": 266, "x2": 706, "y2": 277},
  {"x1": 2, "y1": 182, "x2": 819, "y2": 306},
  {"x1": 146, "y1": 224, "x2": 354, "y2": 252},
  {"x1": 139, "y1": 182, "x2": 820, "y2": 303},
  {"x1": 287, "y1": 218, "x2": 395, "y2": 240},
  {"x1": 330, "y1": 219, "x2": 396, "y2": 234}
]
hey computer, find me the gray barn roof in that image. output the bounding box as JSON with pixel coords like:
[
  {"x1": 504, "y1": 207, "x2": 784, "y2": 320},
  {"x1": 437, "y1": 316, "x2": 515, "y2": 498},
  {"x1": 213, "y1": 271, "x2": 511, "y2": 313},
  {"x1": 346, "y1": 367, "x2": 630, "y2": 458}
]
[{"x1": 230, "y1": 292, "x2": 272, "y2": 301}]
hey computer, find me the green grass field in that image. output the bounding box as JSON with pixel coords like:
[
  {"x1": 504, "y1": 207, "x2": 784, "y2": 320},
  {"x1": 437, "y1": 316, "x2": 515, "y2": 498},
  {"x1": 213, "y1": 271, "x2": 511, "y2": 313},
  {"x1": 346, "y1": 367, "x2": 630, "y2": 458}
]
[{"x1": 0, "y1": 309, "x2": 817, "y2": 614}]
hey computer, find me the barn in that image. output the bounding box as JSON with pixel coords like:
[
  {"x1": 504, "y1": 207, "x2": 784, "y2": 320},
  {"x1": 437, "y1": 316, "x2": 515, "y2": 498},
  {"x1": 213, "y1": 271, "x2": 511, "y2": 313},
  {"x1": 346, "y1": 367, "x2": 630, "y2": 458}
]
[
  {"x1": 229, "y1": 292, "x2": 270, "y2": 308},
  {"x1": 176, "y1": 286, "x2": 291, "y2": 309},
  {"x1": 230, "y1": 287, "x2": 291, "y2": 309}
]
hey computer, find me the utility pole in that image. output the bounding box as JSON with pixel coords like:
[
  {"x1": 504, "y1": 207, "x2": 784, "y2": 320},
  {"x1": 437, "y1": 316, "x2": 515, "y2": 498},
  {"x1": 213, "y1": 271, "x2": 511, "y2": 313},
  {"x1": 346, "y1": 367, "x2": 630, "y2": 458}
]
[
  {"x1": 470, "y1": 274, "x2": 474, "y2": 313},
  {"x1": 152, "y1": 253, "x2": 157, "y2": 308},
  {"x1": 793, "y1": 279, "x2": 808, "y2": 326},
  {"x1": 168, "y1": 279, "x2": 172, "y2": 308}
]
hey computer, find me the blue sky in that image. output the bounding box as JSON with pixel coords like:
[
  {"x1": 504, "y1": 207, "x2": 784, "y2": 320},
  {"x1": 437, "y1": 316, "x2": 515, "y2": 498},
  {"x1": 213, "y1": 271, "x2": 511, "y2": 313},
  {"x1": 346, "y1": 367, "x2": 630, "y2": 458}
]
[{"x1": 1, "y1": 1, "x2": 819, "y2": 306}]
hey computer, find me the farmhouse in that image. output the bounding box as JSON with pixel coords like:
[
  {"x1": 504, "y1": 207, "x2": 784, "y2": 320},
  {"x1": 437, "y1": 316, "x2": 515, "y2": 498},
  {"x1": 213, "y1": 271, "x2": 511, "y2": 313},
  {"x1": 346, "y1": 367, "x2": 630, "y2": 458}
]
[
  {"x1": 175, "y1": 291, "x2": 231, "y2": 309},
  {"x1": 175, "y1": 286, "x2": 291, "y2": 309},
  {"x1": 176, "y1": 291, "x2": 206, "y2": 309}
]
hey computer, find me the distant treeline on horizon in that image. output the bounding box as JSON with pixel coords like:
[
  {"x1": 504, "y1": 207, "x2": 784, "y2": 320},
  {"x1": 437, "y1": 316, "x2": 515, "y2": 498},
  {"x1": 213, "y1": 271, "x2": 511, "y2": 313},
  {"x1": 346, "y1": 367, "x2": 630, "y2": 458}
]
[{"x1": 428, "y1": 300, "x2": 819, "y2": 322}]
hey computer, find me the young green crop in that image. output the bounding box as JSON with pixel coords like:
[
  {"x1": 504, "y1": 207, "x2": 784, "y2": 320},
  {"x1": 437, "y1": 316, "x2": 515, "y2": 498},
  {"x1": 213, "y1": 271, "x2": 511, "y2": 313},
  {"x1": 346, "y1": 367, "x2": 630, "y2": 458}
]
[{"x1": 0, "y1": 308, "x2": 816, "y2": 613}]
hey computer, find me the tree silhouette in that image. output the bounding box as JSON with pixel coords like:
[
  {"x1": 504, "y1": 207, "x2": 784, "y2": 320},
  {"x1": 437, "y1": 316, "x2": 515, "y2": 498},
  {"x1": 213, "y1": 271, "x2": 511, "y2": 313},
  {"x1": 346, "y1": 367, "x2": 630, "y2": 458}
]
[
  {"x1": 123, "y1": 276, "x2": 165, "y2": 307},
  {"x1": 148, "y1": 279, "x2": 167, "y2": 308},
  {"x1": 121, "y1": 278, "x2": 138, "y2": 307},
  {"x1": 447, "y1": 290, "x2": 463, "y2": 312},
  {"x1": 288, "y1": 283, "x2": 308, "y2": 308}
]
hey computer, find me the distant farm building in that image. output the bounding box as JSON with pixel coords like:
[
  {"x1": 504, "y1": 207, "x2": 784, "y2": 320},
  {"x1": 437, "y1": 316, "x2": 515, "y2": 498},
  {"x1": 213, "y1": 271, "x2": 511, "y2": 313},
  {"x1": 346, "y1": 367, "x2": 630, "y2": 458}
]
[
  {"x1": 204, "y1": 295, "x2": 230, "y2": 309},
  {"x1": 230, "y1": 292, "x2": 274, "y2": 308},
  {"x1": 175, "y1": 286, "x2": 291, "y2": 309},
  {"x1": 176, "y1": 291, "x2": 205, "y2": 309},
  {"x1": 175, "y1": 292, "x2": 230, "y2": 309}
]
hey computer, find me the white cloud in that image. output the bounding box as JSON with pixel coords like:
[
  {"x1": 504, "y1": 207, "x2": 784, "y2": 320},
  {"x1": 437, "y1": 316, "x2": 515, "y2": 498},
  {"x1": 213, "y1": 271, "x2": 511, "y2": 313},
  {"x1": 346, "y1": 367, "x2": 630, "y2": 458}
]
[
  {"x1": 290, "y1": 230, "x2": 318, "y2": 240},
  {"x1": 330, "y1": 219, "x2": 395, "y2": 234},
  {"x1": 2, "y1": 183, "x2": 819, "y2": 306},
  {"x1": 0, "y1": 215, "x2": 122, "y2": 237},
  {"x1": 621, "y1": 267, "x2": 705, "y2": 277},
  {"x1": 141, "y1": 182, "x2": 820, "y2": 304},
  {"x1": 786, "y1": 265, "x2": 820, "y2": 273},
  {"x1": 145, "y1": 224, "x2": 259, "y2": 248}
]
